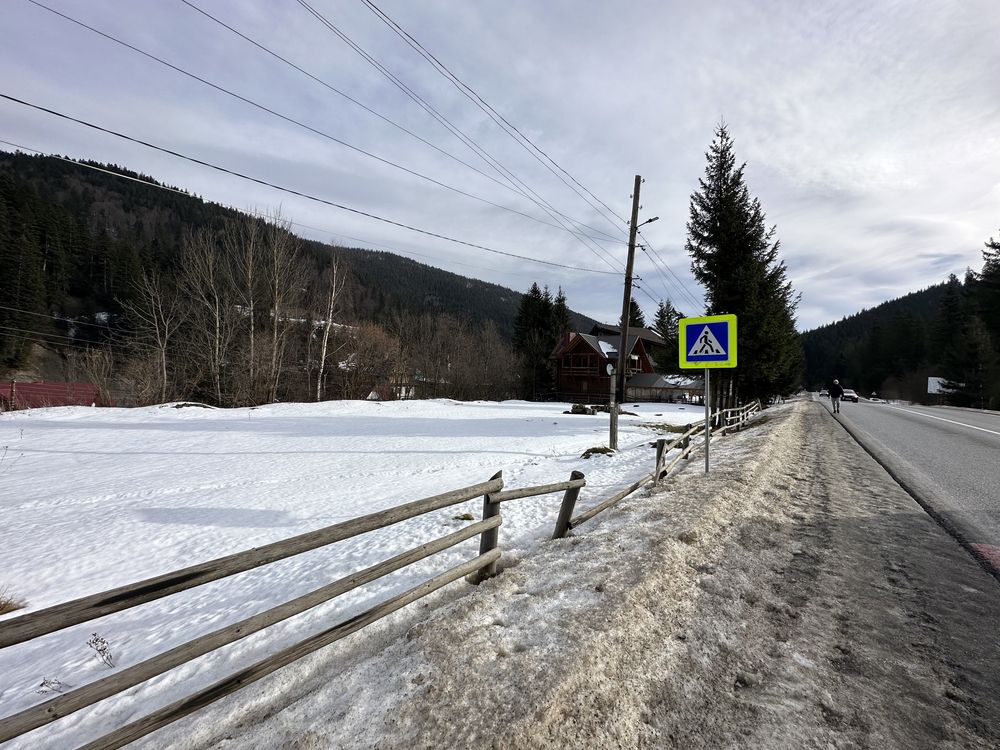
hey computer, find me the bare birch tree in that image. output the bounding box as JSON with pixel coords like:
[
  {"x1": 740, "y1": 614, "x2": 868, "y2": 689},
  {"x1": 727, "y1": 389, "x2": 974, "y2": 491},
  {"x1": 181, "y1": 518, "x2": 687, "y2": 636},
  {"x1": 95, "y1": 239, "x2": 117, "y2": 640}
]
[
  {"x1": 314, "y1": 254, "x2": 348, "y2": 401},
  {"x1": 224, "y1": 213, "x2": 264, "y2": 404},
  {"x1": 120, "y1": 269, "x2": 184, "y2": 404},
  {"x1": 261, "y1": 211, "x2": 307, "y2": 403},
  {"x1": 179, "y1": 228, "x2": 236, "y2": 405}
]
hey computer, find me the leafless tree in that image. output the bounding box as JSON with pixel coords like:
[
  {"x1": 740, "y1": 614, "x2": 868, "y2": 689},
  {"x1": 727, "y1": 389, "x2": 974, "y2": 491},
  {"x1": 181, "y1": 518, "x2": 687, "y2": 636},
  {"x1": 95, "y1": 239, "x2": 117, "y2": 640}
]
[
  {"x1": 337, "y1": 322, "x2": 399, "y2": 399},
  {"x1": 75, "y1": 346, "x2": 117, "y2": 405},
  {"x1": 260, "y1": 211, "x2": 308, "y2": 403},
  {"x1": 178, "y1": 228, "x2": 237, "y2": 406},
  {"x1": 223, "y1": 212, "x2": 264, "y2": 404},
  {"x1": 314, "y1": 254, "x2": 348, "y2": 401},
  {"x1": 120, "y1": 269, "x2": 185, "y2": 403}
]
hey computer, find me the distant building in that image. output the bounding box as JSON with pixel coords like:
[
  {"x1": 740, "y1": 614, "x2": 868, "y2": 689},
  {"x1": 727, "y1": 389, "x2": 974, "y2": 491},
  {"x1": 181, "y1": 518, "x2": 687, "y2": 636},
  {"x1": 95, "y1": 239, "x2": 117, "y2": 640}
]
[
  {"x1": 625, "y1": 373, "x2": 703, "y2": 403},
  {"x1": 550, "y1": 325, "x2": 683, "y2": 403},
  {"x1": 0, "y1": 381, "x2": 110, "y2": 411}
]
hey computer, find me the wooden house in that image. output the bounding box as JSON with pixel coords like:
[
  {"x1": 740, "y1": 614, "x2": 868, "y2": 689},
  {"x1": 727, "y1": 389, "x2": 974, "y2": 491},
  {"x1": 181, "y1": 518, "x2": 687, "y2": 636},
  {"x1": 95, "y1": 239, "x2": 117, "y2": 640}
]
[{"x1": 550, "y1": 326, "x2": 665, "y2": 404}]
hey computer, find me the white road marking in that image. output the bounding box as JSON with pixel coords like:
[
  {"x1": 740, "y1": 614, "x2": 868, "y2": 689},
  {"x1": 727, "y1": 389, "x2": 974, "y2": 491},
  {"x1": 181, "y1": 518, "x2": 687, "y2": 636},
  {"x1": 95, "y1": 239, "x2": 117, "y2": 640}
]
[{"x1": 882, "y1": 405, "x2": 1000, "y2": 437}]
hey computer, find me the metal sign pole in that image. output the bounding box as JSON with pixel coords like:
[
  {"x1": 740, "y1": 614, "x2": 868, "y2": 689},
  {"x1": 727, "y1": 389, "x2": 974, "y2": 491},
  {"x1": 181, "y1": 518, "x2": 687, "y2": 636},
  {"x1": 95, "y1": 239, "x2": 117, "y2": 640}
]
[
  {"x1": 704, "y1": 367, "x2": 710, "y2": 473},
  {"x1": 607, "y1": 363, "x2": 617, "y2": 450},
  {"x1": 678, "y1": 314, "x2": 736, "y2": 477}
]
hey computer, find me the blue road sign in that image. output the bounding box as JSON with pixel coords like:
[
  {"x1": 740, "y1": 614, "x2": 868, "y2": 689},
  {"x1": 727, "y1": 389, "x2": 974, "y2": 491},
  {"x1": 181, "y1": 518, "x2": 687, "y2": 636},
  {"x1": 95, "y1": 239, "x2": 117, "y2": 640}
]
[{"x1": 678, "y1": 314, "x2": 737, "y2": 369}]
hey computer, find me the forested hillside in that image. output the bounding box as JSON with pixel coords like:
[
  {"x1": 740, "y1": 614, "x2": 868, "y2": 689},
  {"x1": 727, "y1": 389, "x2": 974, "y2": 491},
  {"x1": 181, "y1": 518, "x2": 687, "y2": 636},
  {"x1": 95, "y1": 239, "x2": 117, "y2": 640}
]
[
  {"x1": 0, "y1": 151, "x2": 596, "y2": 405},
  {"x1": 801, "y1": 245, "x2": 1000, "y2": 409}
]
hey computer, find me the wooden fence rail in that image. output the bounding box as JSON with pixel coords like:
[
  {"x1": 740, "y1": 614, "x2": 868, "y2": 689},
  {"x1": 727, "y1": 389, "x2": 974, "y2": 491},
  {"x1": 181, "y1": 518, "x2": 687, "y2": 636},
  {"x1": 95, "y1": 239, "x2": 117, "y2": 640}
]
[
  {"x1": 0, "y1": 477, "x2": 503, "y2": 650},
  {"x1": 0, "y1": 469, "x2": 599, "y2": 749},
  {"x1": 0, "y1": 477, "x2": 503, "y2": 748},
  {"x1": 715, "y1": 399, "x2": 762, "y2": 435},
  {"x1": 0, "y1": 517, "x2": 500, "y2": 744}
]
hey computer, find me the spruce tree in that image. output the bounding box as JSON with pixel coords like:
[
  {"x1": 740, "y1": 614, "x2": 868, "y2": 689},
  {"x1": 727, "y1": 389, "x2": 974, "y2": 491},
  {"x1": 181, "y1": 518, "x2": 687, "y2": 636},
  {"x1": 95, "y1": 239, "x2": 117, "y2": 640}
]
[
  {"x1": 512, "y1": 282, "x2": 557, "y2": 399},
  {"x1": 653, "y1": 299, "x2": 682, "y2": 342},
  {"x1": 552, "y1": 287, "x2": 571, "y2": 335},
  {"x1": 685, "y1": 124, "x2": 802, "y2": 402},
  {"x1": 934, "y1": 275, "x2": 966, "y2": 373},
  {"x1": 652, "y1": 299, "x2": 683, "y2": 373},
  {"x1": 619, "y1": 298, "x2": 645, "y2": 328},
  {"x1": 978, "y1": 230, "x2": 1000, "y2": 348}
]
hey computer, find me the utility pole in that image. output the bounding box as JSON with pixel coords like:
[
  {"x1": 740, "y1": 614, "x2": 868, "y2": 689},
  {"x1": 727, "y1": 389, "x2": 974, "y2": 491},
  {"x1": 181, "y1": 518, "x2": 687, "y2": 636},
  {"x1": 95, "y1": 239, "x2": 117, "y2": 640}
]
[
  {"x1": 610, "y1": 175, "x2": 657, "y2": 450},
  {"x1": 615, "y1": 175, "x2": 643, "y2": 409}
]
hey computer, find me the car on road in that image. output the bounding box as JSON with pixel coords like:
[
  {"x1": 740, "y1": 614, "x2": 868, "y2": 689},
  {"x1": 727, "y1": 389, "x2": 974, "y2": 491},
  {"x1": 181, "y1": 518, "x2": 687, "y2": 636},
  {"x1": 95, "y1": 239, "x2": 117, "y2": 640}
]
[
  {"x1": 842, "y1": 388, "x2": 859, "y2": 402},
  {"x1": 819, "y1": 389, "x2": 829, "y2": 397}
]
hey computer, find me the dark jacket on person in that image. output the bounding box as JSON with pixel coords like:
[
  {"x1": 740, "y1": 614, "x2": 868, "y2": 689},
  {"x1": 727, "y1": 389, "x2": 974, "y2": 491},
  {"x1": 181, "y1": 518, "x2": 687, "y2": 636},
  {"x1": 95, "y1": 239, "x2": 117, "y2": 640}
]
[{"x1": 829, "y1": 383, "x2": 845, "y2": 399}]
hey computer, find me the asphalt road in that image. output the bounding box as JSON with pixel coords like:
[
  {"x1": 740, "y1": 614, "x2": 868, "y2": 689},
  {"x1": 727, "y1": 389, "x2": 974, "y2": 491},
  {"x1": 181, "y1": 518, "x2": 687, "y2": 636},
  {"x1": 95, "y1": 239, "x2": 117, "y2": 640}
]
[{"x1": 824, "y1": 398, "x2": 1000, "y2": 574}]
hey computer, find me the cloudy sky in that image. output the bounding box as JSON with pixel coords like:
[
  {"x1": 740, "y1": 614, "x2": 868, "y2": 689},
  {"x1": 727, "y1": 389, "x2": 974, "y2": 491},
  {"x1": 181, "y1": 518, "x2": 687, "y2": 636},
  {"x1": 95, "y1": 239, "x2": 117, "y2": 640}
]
[{"x1": 2, "y1": 0, "x2": 998, "y2": 330}]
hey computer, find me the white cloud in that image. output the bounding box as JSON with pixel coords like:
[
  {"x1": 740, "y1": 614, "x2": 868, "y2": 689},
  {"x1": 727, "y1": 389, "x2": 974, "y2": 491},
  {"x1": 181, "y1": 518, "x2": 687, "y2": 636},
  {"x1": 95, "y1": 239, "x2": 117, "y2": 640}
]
[{"x1": 2, "y1": 0, "x2": 998, "y2": 330}]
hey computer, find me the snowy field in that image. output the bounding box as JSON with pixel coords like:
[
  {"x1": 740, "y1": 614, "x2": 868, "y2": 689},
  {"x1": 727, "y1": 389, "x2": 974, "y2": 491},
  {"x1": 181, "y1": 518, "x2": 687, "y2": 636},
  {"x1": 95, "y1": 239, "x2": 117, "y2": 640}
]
[{"x1": 0, "y1": 398, "x2": 700, "y2": 747}]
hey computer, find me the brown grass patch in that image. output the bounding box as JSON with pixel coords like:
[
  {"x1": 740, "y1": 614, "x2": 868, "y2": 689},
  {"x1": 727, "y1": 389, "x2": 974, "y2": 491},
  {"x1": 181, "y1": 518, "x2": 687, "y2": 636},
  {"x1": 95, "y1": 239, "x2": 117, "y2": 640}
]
[{"x1": 0, "y1": 586, "x2": 24, "y2": 615}]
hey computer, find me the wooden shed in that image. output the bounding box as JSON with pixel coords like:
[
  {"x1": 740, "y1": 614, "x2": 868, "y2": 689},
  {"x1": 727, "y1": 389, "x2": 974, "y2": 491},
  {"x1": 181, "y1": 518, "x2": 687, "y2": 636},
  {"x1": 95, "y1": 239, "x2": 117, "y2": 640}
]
[{"x1": 0, "y1": 381, "x2": 110, "y2": 410}]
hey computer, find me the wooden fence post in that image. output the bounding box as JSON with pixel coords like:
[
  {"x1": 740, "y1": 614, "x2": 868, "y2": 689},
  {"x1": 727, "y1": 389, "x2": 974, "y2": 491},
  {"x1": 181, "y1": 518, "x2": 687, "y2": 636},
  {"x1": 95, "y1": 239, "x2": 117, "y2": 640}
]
[
  {"x1": 472, "y1": 471, "x2": 503, "y2": 583},
  {"x1": 551, "y1": 470, "x2": 585, "y2": 539},
  {"x1": 683, "y1": 424, "x2": 692, "y2": 459},
  {"x1": 654, "y1": 439, "x2": 667, "y2": 484}
]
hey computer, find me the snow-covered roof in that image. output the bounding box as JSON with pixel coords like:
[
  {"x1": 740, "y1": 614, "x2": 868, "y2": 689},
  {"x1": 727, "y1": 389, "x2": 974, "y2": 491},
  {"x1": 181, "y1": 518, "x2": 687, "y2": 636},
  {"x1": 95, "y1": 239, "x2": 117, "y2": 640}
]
[{"x1": 626, "y1": 373, "x2": 702, "y2": 390}]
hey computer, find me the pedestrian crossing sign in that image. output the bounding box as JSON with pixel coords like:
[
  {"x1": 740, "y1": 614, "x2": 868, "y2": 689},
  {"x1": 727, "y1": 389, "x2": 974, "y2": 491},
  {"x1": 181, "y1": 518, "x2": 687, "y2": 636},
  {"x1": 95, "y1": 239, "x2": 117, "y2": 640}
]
[{"x1": 679, "y1": 314, "x2": 737, "y2": 369}]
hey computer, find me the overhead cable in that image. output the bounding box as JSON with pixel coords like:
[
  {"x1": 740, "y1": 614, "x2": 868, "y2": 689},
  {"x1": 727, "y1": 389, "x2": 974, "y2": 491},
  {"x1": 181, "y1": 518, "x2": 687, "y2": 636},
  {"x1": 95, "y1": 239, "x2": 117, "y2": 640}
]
[
  {"x1": 360, "y1": 0, "x2": 628, "y2": 234},
  {"x1": 24, "y1": 0, "x2": 621, "y2": 249},
  {"x1": 0, "y1": 96, "x2": 619, "y2": 275},
  {"x1": 293, "y1": 0, "x2": 624, "y2": 271}
]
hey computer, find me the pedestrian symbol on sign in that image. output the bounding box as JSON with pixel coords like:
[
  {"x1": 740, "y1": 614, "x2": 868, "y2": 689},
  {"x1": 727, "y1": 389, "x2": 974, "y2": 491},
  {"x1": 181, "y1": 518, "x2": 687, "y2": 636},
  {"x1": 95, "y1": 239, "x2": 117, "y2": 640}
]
[{"x1": 689, "y1": 326, "x2": 724, "y2": 357}]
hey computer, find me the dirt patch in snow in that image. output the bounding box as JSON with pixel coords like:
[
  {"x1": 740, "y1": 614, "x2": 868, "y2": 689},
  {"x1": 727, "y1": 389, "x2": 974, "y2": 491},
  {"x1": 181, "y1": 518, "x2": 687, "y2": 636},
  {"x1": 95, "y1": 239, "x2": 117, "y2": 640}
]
[{"x1": 148, "y1": 401, "x2": 1000, "y2": 749}]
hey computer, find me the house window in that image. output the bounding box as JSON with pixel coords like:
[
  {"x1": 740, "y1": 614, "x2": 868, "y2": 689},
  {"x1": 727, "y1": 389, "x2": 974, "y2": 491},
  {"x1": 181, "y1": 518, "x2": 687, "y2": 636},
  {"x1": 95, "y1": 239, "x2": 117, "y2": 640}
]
[{"x1": 565, "y1": 353, "x2": 597, "y2": 375}]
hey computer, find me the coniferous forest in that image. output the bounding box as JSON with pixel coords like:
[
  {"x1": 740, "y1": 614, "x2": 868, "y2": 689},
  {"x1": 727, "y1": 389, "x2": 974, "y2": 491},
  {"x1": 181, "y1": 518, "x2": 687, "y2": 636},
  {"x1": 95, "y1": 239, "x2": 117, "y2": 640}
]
[
  {"x1": 0, "y1": 151, "x2": 595, "y2": 406},
  {"x1": 800, "y1": 251, "x2": 1000, "y2": 409}
]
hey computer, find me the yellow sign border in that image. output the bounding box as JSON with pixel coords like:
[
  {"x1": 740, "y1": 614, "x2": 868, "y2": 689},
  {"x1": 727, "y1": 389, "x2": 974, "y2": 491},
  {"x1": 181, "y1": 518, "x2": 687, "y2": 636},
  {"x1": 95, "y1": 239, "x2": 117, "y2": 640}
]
[{"x1": 678, "y1": 314, "x2": 738, "y2": 369}]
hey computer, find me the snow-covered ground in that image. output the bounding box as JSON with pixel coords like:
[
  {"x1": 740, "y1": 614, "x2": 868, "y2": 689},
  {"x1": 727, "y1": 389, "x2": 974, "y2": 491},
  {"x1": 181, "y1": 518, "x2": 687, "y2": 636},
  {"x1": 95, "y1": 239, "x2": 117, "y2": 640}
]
[{"x1": 0, "y1": 398, "x2": 702, "y2": 747}]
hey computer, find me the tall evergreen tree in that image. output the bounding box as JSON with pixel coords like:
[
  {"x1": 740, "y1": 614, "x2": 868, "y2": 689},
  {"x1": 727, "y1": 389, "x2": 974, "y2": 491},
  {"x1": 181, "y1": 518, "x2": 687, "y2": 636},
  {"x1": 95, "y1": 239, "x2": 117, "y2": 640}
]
[
  {"x1": 512, "y1": 282, "x2": 558, "y2": 399},
  {"x1": 977, "y1": 230, "x2": 1000, "y2": 348},
  {"x1": 943, "y1": 316, "x2": 996, "y2": 408},
  {"x1": 619, "y1": 298, "x2": 646, "y2": 328},
  {"x1": 933, "y1": 274, "x2": 966, "y2": 372},
  {"x1": 685, "y1": 124, "x2": 802, "y2": 402},
  {"x1": 653, "y1": 299, "x2": 682, "y2": 343},
  {"x1": 552, "y1": 287, "x2": 571, "y2": 335},
  {"x1": 652, "y1": 299, "x2": 683, "y2": 373}
]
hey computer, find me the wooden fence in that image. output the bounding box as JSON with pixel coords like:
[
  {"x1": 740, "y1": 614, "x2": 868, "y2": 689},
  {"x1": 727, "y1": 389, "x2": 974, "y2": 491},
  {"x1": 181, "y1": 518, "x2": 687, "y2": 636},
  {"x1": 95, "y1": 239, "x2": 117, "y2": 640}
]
[
  {"x1": 0, "y1": 400, "x2": 763, "y2": 748},
  {"x1": 715, "y1": 399, "x2": 762, "y2": 434}
]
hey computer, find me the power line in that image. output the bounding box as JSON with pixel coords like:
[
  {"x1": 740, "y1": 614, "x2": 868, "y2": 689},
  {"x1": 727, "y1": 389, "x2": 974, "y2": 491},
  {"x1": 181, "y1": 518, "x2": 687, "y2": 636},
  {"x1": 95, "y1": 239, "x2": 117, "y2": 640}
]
[
  {"x1": 292, "y1": 0, "x2": 625, "y2": 272},
  {"x1": 359, "y1": 0, "x2": 628, "y2": 234},
  {"x1": 630, "y1": 282, "x2": 665, "y2": 320},
  {"x1": 0, "y1": 139, "x2": 542, "y2": 282},
  {"x1": 0, "y1": 323, "x2": 100, "y2": 345},
  {"x1": 176, "y1": 0, "x2": 524, "y2": 202},
  {"x1": 0, "y1": 301, "x2": 112, "y2": 330},
  {"x1": 0, "y1": 96, "x2": 619, "y2": 276},
  {"x1": 24, "y1": 0, "x2": 621, "y2": 249},
  {"x1": 638, "y1": 245, "x2": 697, "y2": 311},
  {"x1": 637, "y1": 230, "x2": 703, "y2": 311},
  {"x1": 0, "y1": 330, "x2": 100, "y2": 353},
  {"x1": 177, "y1": 0, "x2": 620, "y2": 248}
]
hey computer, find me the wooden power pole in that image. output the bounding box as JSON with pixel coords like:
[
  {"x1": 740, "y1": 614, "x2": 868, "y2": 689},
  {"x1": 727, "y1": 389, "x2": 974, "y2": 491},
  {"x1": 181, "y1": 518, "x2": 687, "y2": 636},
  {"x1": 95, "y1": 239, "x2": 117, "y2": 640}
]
[
  {"x1": 616, "y1": 175, "x2": 643, "y2": 401},
  {"x1": 610, "y1": 175, "x2": 643, "y2": 450}
]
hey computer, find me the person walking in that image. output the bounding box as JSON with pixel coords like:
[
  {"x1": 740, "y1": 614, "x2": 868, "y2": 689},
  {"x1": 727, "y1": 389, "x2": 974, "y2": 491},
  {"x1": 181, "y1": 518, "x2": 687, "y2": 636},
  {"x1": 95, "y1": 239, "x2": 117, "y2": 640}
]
[{"x1": 829, "y1": 379, "x2": 844, "y2": 413}]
